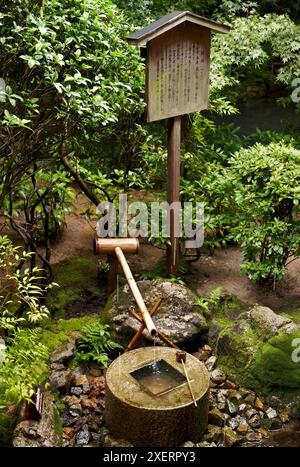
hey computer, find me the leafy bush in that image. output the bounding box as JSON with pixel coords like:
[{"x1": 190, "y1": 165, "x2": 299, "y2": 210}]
[
  {"x1": 229, "y1": 143, "x2": 300, "y2": 285},
  {"x1": 0, "y1": 328, "x2": 49, "y2": 407},
  {"x1": 75, "y1": 321, "x2": 122, "y2": 367},
  {"x1": 195, "y1": 287, "x2": 223, "y2": 315},
  {"x1": 0, "y1": 236, "x2": 57, "y2": 330}
]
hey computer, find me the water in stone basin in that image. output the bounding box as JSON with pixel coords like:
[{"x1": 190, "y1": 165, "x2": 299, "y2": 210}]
[{"x1": 131, "y1": 359, "x2": 186, "y2": 397}]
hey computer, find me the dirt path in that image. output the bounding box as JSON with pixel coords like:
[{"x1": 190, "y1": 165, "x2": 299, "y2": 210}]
[
  {"x1": 51, "y1": 210, "x2": 300, "y2": 312},
  {"x1": 187, "y1": 246, "x2": 300, "y2": 311}
]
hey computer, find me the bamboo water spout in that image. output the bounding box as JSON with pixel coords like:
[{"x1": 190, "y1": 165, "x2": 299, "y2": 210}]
[{"x1": 114, "y1": 246, "x2": 157, "y2": 337}]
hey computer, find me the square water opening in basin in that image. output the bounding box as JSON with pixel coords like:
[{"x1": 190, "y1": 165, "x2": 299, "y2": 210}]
[{"x1": 130, "y1": 359, "x2": 186, "y2": 397}]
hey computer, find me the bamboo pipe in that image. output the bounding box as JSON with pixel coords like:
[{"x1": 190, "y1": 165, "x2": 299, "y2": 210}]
[{"x1": 114, "y1": 246, "x2": 157, "y2": 337}]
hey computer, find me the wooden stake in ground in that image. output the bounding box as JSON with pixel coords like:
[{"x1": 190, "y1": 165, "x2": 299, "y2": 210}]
[{"x1": 167, "y1": 116, "x2": 181, "y2": 276}]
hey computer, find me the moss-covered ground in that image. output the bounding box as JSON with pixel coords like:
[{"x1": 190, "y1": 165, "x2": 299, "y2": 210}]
[{"x1": 46, "y1": 255, "x2": 106, "y2": 319}]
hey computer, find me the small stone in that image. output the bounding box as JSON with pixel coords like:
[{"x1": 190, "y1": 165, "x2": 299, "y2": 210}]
[
  {"x1": 203, "y1": 425, "x2": 223, "y2": 444},
  {"x1": 181, "y1": 441, "x2": 195, "y2": 447},
  {"x1": 223, "y1": 426, "x2": 239, "y2": 447},
  {"x1": 208, "y1": 408, "x2": 226, "y2": 427},
  {"x1": 226, "y1": 399, "x2": 238, "y2": 415},
  {"x1": 256, "y1": 427, "x2": 268, "y2": 438},
  {"x1": 60, "y1": 413, "x2": 74, "y2": 427},
  {"x1": 51, "y1": 340, "x2": 76, "y2": 363},
  {"x1": 210, "y1": 368, "x2": 227, "y2": 384},
  {"x1": 50, "y1": 370, "x2": 72, "y2": 392},
  {"x1": 50, "y1": 362, "x2": 65, "y2": 371},
  {"x1": 75, "y1": 374, "x2": 90, "y2": 394},
  {"x1": 236, "y1": 424, "x2": 248, "y2": 435},
  {"x1": 238, "y1": 403, "x2": 248, "y2": 415},
  {"x1": 227, "y1": 390, "x2": 242, "y2": 404},
  {"x1": 63, "y1": 427, "x2": 75, "y2": 439},
  {"x1": 69, "y1": 331, "x2": 82, "y2": 343},
  {"x1": 75, "y1": 374, "x2": 89, "y2": 386},
  {"x1": 76, "y1": 430, "x2": 90, "y2": 446},
  {"x1": 244, "y1": 393, "x2": 256, "y2": 405},
  {"x1": 70, "y1": 386, "x2": 82, "y2": 396},
  {"x1": 228, "y1": 417, "x2": 239, "y2": 430},
  {"x1": 205, "y1": 356, "x2": 217, "y2": 371},
  {"x1": 266, "y1": 407, "x2": 277, "y2": 419},
  {"x1": 69, "y1": 404, "x2": 82, "y2": 417},
  {"x1": 223, "y1": 380, "x2": 237, "y2": 390},
  {"x1": 245, "y1": 431, "x2": 262, "y2": 442},
  {"x1": 228, "y1": 415, "x2": 247, "y2": 430},
  {"x1": 63, "y1": 395, "x2": 80, "y2": 406},
  {"x1": 202, "y1": 344, "x2": 212, "y2": 353},
  {"x1": 88, "y1": 376, "x2": 105, "y2": 398},
  {"x1": 278, "y1": 410, "x2": 289, "y2": 423},
  {"x1": 89, "y1": 364, "x2": 103, "y2": 377},
  {"x1": 72, "y1": 416, "x2": 89, "y2": 430},
  {"x1": 91, "y1": 432, "x2": 102, "y2": 442},
  {"x1": 248, "y1": 414, "x2": 261, "y2": 428},
  {"x1": 81, "y1": 399, "x2": 98, "y2": 410},
  {"x1": 217, "y1": 393, "x2": 226, "y2": 404},
  {"x1": 239, "y1": 387, "x2": 252, "y2": 397},
  {"x1": 245, "y1": 409, "x2": 257, "y2": 420},
  {"x1": 104, "y1": 435, "x2": 133, "y2": 447},
  {"x1": 217, "y1": 402, "x2": 226, "y2": 411},
  {"x1": 193, "y1": 351, "x2": 210, "y2": 362},
  {"x1": 254, "y1": 397, "x2": 266, "y2": 412},
  {"x1": 196, "y1": 441, "x2": 217, "y2": 447}
]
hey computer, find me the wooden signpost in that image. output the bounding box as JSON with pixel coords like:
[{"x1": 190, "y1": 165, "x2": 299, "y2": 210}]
[{"x1": 127, "y1": 11, "x2": 230, "y2": 275}]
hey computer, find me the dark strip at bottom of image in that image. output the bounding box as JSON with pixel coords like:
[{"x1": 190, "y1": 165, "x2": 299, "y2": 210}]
[{"x1": 2, "y1": 446, "x2": 287, "y2": 465}]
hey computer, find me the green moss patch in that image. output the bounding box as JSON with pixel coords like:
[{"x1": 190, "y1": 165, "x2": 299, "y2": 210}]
[
  {"x1": 46, "y1": 255, "x2": 106, "y2": 318},
  {"x1": 248, "y1": 330, "x2": 300, "y2": 391},
  {"x1": 40, "y1": 315, "x2": 99, "y2": 352}
]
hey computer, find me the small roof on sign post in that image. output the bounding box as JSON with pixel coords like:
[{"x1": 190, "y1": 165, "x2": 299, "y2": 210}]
[{"x1": 126, "y1": 10, "x2": 231, "y2": 46}]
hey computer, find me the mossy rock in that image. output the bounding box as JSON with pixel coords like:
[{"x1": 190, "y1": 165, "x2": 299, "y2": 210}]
[
  {"x1": 211, "y1": 304, "x2": 300, "y2": 401},
  {"x1": 102, "y1": 280, "x2": 207, "y2": 347}
]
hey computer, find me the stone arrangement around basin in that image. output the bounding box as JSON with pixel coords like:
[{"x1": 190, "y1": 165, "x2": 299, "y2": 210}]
[{"x1": 12, "y1": 331, "x2": 294, "y2": 448}]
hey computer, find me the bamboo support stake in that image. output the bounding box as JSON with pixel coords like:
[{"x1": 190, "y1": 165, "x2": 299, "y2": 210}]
[
  {"x1": 176, "y1": 351, "x2": 197, "y2": 407},
  {"x1": 128, "y1": 307, "x2": 180, "y2": 350},
  {"x1": 114, "y1": 246, "x2": 157, "y2": 337},
  {"x1": 125, "y1": 297, "x2": 163, "y2": 352}
]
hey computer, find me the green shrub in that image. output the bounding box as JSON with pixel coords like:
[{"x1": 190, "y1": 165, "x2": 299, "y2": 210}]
[
  {"x1": 75, "y1": 321, "x2": 122, "y2": 367},
  {"x1": 0, "y1": 329, "x2": 49, "y2": 408},
  {"x1": 230, "y1": 143, "x2": 300, "y2": 285}
]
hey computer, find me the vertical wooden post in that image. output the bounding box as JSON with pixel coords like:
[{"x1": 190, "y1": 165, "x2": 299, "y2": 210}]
[
  {"x1": 167, "y1": 115, "x2": 181, "y2": 276},
  {"x1": 107, "y1": 254, "x2": 118, "y2": 294}
]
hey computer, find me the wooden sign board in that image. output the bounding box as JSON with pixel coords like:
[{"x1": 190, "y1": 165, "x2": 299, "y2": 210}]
[{"x1": 146, "y1": 23, "x2": 211, "y2": 122}]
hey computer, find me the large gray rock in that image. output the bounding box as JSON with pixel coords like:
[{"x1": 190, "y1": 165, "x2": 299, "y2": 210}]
[
  {"x1": 102, "y1": 280, "x2": 207, "y2": 346},
  {"x1": 210, "y1": 303, "x2": 300, "y2": 409}
]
